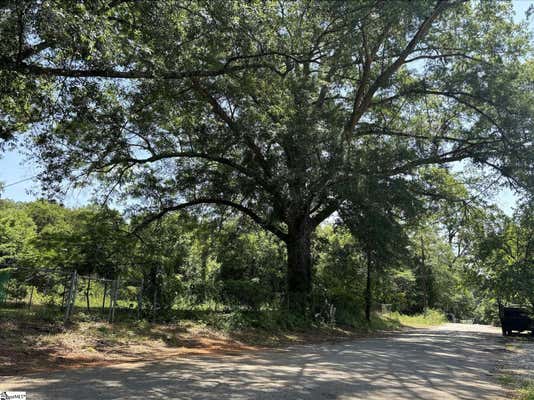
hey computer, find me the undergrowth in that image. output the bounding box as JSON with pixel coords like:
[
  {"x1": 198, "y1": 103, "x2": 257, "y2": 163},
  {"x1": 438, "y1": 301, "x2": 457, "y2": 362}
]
[{"x1": 388, "y1": 309, "x2": 448, "y2": 328}]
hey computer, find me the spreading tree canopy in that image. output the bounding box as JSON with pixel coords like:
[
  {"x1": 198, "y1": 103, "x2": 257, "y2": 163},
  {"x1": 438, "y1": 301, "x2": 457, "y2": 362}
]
[{"x1": 1, "y1": 0, "x2": 533, "y2": 310}]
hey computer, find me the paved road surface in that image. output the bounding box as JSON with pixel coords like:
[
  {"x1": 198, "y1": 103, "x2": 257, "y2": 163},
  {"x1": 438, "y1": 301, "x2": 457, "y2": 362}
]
[{"x1": 3, "y1": 324, "x2": 508, "y2": 399}]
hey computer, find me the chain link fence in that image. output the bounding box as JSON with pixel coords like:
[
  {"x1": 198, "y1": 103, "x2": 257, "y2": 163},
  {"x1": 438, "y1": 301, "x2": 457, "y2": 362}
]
[{"x1": 0, "y1": 267, "x2": 143, "y2": 325}]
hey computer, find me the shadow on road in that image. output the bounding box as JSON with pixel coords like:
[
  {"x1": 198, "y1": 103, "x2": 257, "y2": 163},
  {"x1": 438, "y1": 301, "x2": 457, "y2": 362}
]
[{"x1": 8, "y1": 325, "x2": 508, "y2": 399}]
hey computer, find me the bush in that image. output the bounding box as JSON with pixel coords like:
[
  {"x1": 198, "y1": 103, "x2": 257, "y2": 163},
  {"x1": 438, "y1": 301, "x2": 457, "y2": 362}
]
[
  {"x1": 472, "y1": 299, "x2": 499, "y2": 325},
  {"x1": 389, "y1": 308, "x2": 447, "y2": 327},
  {"x1": 311, "y1": 283, "x2": 367, "y2": 327},
  {"x1": 221, "y1": 279, "x2": 271, "y2": 311},
  {"x1": 204, "y1": 308, "x2": 313, "y2": 332},
  {"x1": 5, "y1": 280, "x2": 28, "y2": 303}
]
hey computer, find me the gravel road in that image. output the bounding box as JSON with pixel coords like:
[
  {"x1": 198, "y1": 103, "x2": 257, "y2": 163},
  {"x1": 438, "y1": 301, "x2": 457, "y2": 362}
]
[{"x1": 2, "y1": 323, "x2": 509, "y2": 399}]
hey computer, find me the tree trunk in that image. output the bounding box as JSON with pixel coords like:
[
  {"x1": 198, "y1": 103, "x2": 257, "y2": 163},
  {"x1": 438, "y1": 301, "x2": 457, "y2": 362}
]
[
  {"x1": 137, "y1": 279, "x2": 143, "y2": 321},
  {"x1": 85, "y1": 278, "x2": 91, "y2": 312},
  {"x1": 64, "y1": 270, "x2": 77, "y2": 325},
  {"x1": 151, "y1": 266, "x2": 158, "y2": 322},
  {"x1": 420, "y1": 237, "x2": 429, "y2": 310},
  {"x1": 28, "y1": 286, "x2": 34, "y2": 309},
  {"x1": 200, "y1": 248, "x2": 208, "y2": 302},
  {"x1": 286, "y1": 218, "x2": 313, "y2": 314},
  {"x1": 61, "y1": 274, "x2": 70, "y2": 308},
  {"x1": 102, "y1": 281, "x2": 107, "y2": 312},
  {"x1": 365, "y1": 253, "x2": 372, "y2": 322},
  {"x1": 152, "y1": 284, "x2": 158, "y2": 322}
]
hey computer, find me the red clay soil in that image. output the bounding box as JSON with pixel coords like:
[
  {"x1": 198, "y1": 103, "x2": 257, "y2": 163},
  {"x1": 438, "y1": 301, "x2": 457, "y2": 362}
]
[
  {"x1": 0, "y1": 318, "x2": 394, "y2": 376},
  {"x1": 0, "y1": 320, "x2": 258, "y2": 376}
]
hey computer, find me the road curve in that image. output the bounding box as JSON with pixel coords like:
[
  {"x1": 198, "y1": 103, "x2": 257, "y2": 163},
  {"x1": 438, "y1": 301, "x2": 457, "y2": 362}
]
[{"x1": 3, "y1": 323, "x2": 508, "y2": 399}]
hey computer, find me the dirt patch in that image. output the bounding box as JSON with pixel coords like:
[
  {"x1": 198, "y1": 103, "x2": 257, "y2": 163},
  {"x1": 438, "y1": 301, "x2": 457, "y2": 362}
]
[
  {"x1": 0, "y1": 319, "x2": 259, "y2": 376},
  {"x1": 0, "y1": 317, "x2": 405, "y2": 376}
]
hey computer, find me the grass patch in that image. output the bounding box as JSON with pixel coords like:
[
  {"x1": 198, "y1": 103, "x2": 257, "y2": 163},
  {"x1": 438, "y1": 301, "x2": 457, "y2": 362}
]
[
  {"x1": 498, "y1": 373, "x2": 516, "y2": 386},
  {"x1": 0, "y1": 301, "x2": 433, "y2": 341},
  {"x1": 518, "y1": 381, "x2": 534, "y2": 400},
  {"x1": 0, "y1": 302, "x2": 438, "y2": 375},
  {"x1": 229, "y1": 313, "x2": 402, "y2": 346},
  {"x1": 387, "y1": 309, "x2": 447, "y2": 328},
  {"x1": 0, "y1": 303, "x2": 405, "y2": 358},
  {"x1": 498, "y1": 373, "x2": 534, "y2": 400}
]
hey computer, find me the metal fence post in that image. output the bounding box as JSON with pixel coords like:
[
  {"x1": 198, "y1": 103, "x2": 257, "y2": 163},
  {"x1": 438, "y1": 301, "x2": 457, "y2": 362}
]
[
  {"x1": 112, "y1": 278, "x2": 119, "y2": 323},
  {"x1": 64, "y1": 270, "x2": 77, "y2": 325},
  {"x1": 108, "y1": 278, "x2": 119, "y2": 323},
  {"x1": 102, "y1": 280, "x2": 108, "y2": 312},
  {"x1": 108, "y1": 279, "x2": 115, "y2": 323},
  {"x1": 28, "y1": 286, "x2": 34, "y2": 309},
  {"x1": 137, "y1": 278, "x2": 143, "y2": 321}
]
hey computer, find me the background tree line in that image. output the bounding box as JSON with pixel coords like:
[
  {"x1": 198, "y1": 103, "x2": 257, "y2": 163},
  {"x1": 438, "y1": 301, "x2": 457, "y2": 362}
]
[{"x1": 1, "y1": 185, "x2": 531, "y2": 327}]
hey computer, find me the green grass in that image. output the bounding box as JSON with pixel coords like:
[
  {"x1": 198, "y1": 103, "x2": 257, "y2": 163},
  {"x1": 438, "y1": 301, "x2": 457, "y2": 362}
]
[
  {"x1": 387, "y1": 309, "x2": 448, "y2": 328},
  {"x1": 18, "y1": 283, "x2": 136, "y2": 309},
  {"x1": 1, "y1": 299, "x2": 441, "y2": 332},
  {"x1": 518, "y1": 381, "x2": 534, "y2": 400},
  {"x1": 498, "y1": 373, "x2": 516, "y2": 386},
  {"x1": 1, "y1": 298, "x2": 447, "y2": 352},
  {"x1": 0, "y1": 303, "x2": 65, "y2": 323},
  {"x1": 366, "y1": 314, "x2": 402, "y2": 331},
  {"x1": 498, "y1": 373, "x2": 534, "y2": 400}
]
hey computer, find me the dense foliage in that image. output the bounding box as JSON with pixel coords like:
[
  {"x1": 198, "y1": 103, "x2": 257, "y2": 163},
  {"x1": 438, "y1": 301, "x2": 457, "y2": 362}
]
[
  {"x1": 0, "y1": 195, "x2": 531, "y2": 327},
  {"x1": 0, "y1": 0, "x2": 533, "y2": 313}
]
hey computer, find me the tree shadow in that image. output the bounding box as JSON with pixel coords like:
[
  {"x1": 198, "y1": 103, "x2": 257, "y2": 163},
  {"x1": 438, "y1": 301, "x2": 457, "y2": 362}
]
[{"x1": 5, "y1": 327, "x2": 509, "y2": 399}]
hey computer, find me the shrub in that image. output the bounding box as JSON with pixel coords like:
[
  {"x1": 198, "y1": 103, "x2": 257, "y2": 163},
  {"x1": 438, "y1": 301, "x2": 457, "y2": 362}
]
[
  {"x1": 389, "y1": 308, "x2": 447, "y2": 327},
  {"x1": 221, "y1": 279, "x2": 271, "y2": 311}
]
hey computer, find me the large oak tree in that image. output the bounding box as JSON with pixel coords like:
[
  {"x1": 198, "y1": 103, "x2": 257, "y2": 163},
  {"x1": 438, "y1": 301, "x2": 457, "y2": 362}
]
[{"x1": 1, "y1": 0, "x2": 532, "y2": 310}]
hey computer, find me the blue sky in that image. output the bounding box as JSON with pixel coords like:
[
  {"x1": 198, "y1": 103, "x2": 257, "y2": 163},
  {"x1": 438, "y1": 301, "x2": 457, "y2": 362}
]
[{"x1": 0, "y1": 1, "x2": 532, "y2": 214}]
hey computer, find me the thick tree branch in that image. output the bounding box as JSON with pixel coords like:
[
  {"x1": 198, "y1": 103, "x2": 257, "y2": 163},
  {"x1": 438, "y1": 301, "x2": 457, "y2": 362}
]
[
  {"x1": 105, "y1": 150, "x2": 284, "y2": 199},
  {"x1": 311, "y1": 201, "x2": 339, "y2": 227},
  {"x1": 345, "y1": 0, "x2": 453, "y2": 135},
  {"x1": 386, "y1": 142, "x2": 484, "y2": 176},
  {"x1": 0, "y1": 57, "x2": 273, "y2": 80},
  {"x1": 114, "y1": 151, "x2": 257, "y2": 182},
  {"x1": 190, "y1": 78, "x2": 274, "y2": 179},
  {"x1": 136, "y1": 197, "x2": 288, "y2": 241},
  {"x1": 356, "y1": 124, "x2": 501, "y2": 146}
]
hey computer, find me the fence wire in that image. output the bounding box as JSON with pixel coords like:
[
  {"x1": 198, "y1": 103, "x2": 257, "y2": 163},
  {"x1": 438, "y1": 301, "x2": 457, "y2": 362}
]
[{"x1": 0, "y1": 267, "x2": 143, "y2": 325}]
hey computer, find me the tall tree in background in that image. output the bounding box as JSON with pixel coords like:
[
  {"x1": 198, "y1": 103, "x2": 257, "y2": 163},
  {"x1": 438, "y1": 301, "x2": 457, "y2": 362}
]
[
  {"x1": 469, "y1": 200, "x2": 534, "y2": 310},
  {"x1": 340, "y1": 177, "x2": 418, "y2": 321},
  {"x1": 0, "y1": 0, "x2": 533, "y2": 310}
]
